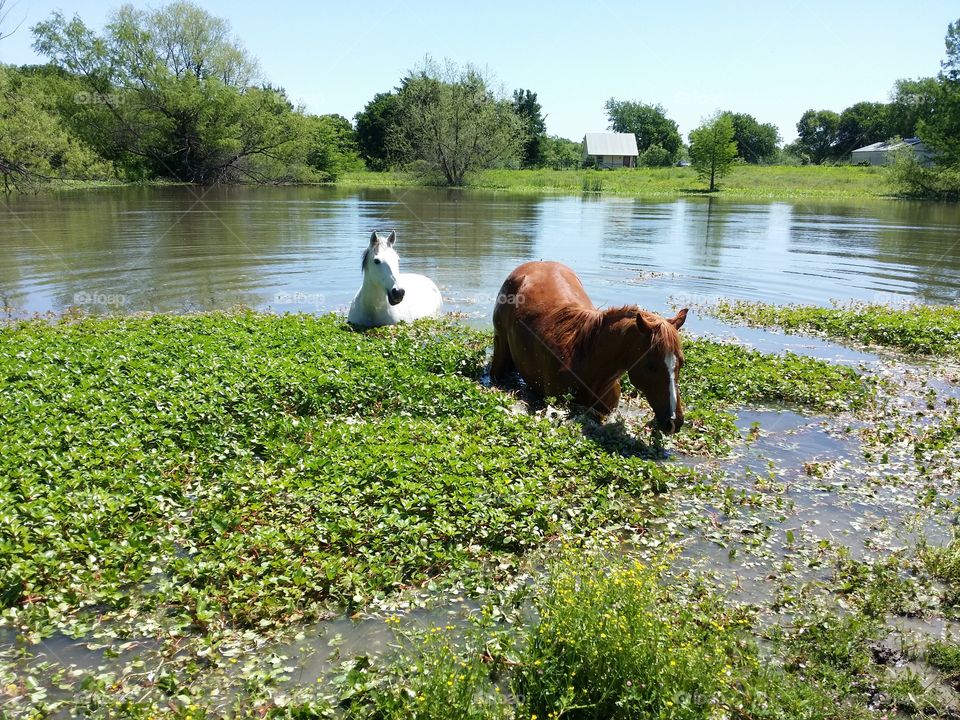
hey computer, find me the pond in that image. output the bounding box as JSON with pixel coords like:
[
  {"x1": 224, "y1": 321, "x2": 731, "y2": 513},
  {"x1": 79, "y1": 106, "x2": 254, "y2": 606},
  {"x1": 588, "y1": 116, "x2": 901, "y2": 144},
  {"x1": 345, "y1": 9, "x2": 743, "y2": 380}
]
[{"x1": 2, "y1": 186, "x2": 959, "y2": 320}]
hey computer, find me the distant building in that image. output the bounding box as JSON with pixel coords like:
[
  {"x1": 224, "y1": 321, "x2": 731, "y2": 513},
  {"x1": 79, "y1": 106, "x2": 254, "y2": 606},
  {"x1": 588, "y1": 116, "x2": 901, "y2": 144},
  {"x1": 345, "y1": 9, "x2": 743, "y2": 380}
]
[
  {"x1": 850, "y1": 137, "x2": 934, "y2": 166},
  {"x1": 583, "y1": 132, "x2": 639, "y2": 169}
]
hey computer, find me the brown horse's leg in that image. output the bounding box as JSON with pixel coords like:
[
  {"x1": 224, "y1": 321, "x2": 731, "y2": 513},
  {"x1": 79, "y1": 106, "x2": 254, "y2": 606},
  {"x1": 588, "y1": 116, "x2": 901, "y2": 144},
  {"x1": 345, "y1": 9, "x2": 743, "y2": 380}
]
[
  {"x1": 490, "y1": 333, "x2": 515, "y2": 381},
  {"x1": 581, "y1": 380, "x2": 621, "y2": 420}
]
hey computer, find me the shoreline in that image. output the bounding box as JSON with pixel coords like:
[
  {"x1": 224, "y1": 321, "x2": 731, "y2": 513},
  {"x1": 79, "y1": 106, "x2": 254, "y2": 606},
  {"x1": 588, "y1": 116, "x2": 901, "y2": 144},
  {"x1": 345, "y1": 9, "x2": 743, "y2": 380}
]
[{"x1": 5, "y1": 165, "x2": 919, "y2": 203}]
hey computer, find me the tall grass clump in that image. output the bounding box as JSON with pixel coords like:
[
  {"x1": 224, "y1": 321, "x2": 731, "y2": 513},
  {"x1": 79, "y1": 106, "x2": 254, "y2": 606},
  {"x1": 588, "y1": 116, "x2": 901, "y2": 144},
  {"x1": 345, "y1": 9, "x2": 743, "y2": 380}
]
[
  {"x1": 515, "y1": 553, "x2": 752, "y2": 720},
  {"x1": 581, "y1": 173, "x2": 603, "y2": 192},
  {"x1": 347, "y1": 630, "x2": 510, "y2": 720}
]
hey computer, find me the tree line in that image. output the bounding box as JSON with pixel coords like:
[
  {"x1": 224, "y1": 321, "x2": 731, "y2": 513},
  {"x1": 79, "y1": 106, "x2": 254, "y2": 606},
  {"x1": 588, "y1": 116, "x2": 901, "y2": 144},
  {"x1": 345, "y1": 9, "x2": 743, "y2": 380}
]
[
  {"x1": 1, "y1": 2, "x2": 958, "y2": 197},
  {"x1": 1, "y1": 2, "x2": 364, "y2": 191}
]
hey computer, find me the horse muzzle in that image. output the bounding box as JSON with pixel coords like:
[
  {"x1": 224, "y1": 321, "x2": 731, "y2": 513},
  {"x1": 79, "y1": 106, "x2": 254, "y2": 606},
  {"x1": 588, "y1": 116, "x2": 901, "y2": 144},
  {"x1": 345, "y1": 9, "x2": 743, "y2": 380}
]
[
  {"x1": 656, "y1": 414, "x2": 683, "y2": 435},
  {"x1": 387, "y1": 287, "x2": 406, "y2": 305}
]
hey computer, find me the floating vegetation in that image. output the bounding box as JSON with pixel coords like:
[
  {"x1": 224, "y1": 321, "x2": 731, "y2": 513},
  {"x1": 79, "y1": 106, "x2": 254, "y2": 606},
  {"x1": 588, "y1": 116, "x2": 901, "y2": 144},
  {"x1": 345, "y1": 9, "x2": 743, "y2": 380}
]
[
  {"x1": 0, "y1": 310, "x2": 958, "y2": 717},
  {"x1": 708, "y1": 300, "x2": 960, "y2": 356}
]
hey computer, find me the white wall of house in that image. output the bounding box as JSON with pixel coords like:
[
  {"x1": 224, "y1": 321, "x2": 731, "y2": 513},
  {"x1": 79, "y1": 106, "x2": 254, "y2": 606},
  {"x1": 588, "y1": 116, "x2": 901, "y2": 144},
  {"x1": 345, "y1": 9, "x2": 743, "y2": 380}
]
[{"x1": 588, "y1": 154, "x2": 635, "y2": 169}]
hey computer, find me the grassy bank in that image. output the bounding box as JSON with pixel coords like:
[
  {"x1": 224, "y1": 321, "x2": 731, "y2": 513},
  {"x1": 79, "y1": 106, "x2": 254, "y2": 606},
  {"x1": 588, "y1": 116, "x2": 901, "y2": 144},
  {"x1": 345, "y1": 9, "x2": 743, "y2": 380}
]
[
  {"x1": 338, "y1": 165, "x2": 891, "y2": 200},
  {"x1": 0, "y1": 312, "x2": 875, "y2": 716},
  {"x1": 708, "y1": 300, "x2": 960, "y2": 356}
]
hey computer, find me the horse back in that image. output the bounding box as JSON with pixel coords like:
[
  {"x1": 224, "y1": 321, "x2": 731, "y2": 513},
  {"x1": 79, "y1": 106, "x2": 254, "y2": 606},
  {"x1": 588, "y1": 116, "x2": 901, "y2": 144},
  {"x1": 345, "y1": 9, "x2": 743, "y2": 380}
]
[{"x1": 493, "y1": 261, "x2": 596, "y2": 396}]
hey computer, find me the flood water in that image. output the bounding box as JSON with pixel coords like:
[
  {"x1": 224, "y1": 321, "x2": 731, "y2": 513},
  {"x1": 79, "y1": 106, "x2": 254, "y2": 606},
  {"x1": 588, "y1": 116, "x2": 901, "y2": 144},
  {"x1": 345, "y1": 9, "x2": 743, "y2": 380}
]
[
  {"x1": 3, "y1": 185, "x2": 960, "y2": 712},
  {"x1": 1, "y1": 185, "x2": 959, "y2": 319}
]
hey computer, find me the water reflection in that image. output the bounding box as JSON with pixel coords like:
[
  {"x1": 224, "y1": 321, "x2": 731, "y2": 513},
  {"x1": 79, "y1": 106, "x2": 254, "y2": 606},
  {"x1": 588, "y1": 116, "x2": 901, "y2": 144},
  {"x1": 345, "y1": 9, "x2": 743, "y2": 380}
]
[{"x1": 1, "y1": 187, "x2": 958, "y2": 318}]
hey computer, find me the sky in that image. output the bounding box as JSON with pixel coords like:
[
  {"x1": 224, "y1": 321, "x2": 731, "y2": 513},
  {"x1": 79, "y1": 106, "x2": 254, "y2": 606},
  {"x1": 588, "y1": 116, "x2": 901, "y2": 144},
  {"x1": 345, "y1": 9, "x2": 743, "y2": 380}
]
[{"x1": 1, "y1": 0, "x2": 956, "y2": 143}]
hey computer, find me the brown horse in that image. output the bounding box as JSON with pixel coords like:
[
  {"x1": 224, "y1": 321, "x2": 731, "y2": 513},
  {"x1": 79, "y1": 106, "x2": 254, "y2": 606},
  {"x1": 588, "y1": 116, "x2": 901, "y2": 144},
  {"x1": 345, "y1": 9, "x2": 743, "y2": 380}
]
[{"x1": 491, "y1": 261, "x2": 688, "y2": 434}]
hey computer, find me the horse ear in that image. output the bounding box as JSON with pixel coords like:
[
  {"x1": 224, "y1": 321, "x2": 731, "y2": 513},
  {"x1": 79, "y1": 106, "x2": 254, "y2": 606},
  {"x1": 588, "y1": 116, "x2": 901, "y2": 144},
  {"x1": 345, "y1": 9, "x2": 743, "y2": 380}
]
[
  {"x1": 369, "y1": 231, "x2": 379, "y2": 245},
  {"x1": 386, "y1": 230, "x2": 396, "y2": 246},
  {"x1": 669, "y1": 308, "x2": 689, "y2": 329},
  {"x1": 636, "y1": 313, "x2": 658, "y2": 334}
]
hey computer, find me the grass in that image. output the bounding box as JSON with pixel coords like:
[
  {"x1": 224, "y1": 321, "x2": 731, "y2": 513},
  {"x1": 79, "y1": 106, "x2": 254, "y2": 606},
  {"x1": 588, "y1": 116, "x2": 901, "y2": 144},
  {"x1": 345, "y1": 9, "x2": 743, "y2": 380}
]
[
  {"x1": 0, "y1": 314, "x2": 871, "y2": 637},
  {"x1": 338, "y1": 165, "x2": 891, "y2": 200},
  {"x1": 0, "y1": 313, "x2": 691, "y2": 636},
  {"x1": 513, "y1": 553, "x2": 756, "y2": 720},
  {"x1": 926, "y1": 640, "x2": 960, "y2": 680},
  {"x1": 709, "y1": 300, "x2": 960, "y2": 356},
  {"x1": 343, "y1": 553, "x2": 895, "y2": 720}
]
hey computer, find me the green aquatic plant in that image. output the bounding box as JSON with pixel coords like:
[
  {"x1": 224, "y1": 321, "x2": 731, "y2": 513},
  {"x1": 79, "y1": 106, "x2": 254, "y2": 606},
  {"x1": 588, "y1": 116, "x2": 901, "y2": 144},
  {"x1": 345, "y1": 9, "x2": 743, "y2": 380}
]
[
  {"x1": 0, "y1": 313, "x2": 688, "y2": 637},
  {"x1": 710, "y1": 300, "x2": 960, "y2": 356}
]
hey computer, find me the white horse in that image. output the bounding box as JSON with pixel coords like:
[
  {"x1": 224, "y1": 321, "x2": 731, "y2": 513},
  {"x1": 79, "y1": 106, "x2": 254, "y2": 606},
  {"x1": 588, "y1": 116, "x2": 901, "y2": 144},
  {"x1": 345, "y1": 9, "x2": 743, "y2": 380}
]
[{"x1": 348, "y1": 230, "x2": 443, "y2": 327}]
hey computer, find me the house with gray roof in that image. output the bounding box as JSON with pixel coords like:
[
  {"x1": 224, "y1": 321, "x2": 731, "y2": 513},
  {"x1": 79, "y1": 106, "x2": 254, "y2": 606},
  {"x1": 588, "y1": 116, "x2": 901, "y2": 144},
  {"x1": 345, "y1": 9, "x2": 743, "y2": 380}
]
[
  {"x1": 851, "y1": 137, "x2": 934, "y2": 166},
  {"x1": 584, "y1": 132, "x2": 639, "y2": 169}
]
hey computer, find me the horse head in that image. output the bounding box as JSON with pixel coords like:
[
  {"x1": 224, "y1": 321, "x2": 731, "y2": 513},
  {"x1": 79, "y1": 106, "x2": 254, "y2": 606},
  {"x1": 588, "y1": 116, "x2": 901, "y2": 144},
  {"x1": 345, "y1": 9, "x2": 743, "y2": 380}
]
[
  {"x1": 362, "y1": 230, "x2": 405, "y2": 305},
  {"x1": 626, "y1": 308, "x2": 688, "y2": 435}
]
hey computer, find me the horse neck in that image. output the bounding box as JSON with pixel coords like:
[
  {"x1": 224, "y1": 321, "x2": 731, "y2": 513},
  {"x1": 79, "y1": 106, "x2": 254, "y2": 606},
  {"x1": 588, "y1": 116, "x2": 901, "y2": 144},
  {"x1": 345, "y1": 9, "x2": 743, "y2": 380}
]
[
  {"x1": 577, "y1": 308, "x2": 648, "y2": 383},
  {"x1": 357, "y1": 271, "x2": 388, "y2": 309}
]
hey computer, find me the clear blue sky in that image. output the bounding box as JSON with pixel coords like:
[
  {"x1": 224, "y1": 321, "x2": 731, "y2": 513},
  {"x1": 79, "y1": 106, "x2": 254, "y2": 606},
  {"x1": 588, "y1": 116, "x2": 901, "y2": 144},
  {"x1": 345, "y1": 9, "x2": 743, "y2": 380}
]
[{"x1": 1, "y1": 0, "x2": 956, "y2": 142}]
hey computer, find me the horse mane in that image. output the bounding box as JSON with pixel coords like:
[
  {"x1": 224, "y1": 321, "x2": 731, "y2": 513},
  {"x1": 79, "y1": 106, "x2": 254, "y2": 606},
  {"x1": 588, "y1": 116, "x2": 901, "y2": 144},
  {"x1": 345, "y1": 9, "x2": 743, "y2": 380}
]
[
  {"x1": 640, "y1": 309, "x2": 684, "y2": 361},
  {"x1": 361, "y1": 246, "x2": 370, "y2": 272},
  {"x1": 549, "y1": 305, "x2": 605, "y2": 362},
  {"x1": 551, "y1": 305, "x2": 682, "y2": 362}
]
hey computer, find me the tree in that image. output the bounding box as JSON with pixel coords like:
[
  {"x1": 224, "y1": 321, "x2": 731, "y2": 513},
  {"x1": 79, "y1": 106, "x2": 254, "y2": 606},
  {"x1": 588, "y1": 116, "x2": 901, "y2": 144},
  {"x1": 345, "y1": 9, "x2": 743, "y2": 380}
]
[
  {"x1": 354, "y1": 91, "x2": 403, "y2": 170},
  {"x1": 0, "y1": 64, "x2": 112, "y2": 191},
  {"x1": 305, "y1": 114, "x2": 364, "y2": 181},
  {"x1": 888, "y1": 17, "x2": 960, "y2": 198},
  {"x1": 688, "y1": 113, "x2": 738, "y2": 191},
  {"x1": 943, "y1": 17, "x2": 960, "y2": 81},
  {"x1": 512, "y1": 88, "x2": 546, "y2": 167},
  {"x1": 794, "y1": 109, "x2": 840, "y2": 164},
  {"x1": 836, "y1": 101, "x2": 890, "y2": 157},
  {"x1": 722, "y1": 112, "x2": 780, "y2": 163},
  {"x1": 0, "y1": 0, "x2": 22, "y2": 42},
  {"x1": 392, "y1": 59, "x2": 523, "y2": 186},
  {"x1": 888, "y1": 77, "x2": 938, "y2": 138},
  {"x1": 604, "y1": 99, "x2": 681, "y2": 166},
  {"x1": 32, "y1": 2, "x2": 308, "y2": 184},
  {"x1": 539, "y1": 135, "x2": 582, "y2": 169}
]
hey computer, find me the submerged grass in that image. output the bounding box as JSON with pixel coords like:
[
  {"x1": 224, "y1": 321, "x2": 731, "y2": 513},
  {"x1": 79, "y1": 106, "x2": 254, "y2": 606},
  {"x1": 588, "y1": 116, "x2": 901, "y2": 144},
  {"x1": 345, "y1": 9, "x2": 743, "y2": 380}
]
[
  {"x1": 0, "y1": 313, "x2": 687, "y2": 635},
  {"x1": 709, "y1": 300, "x2": 960, "y2": 356},
  {"x1": 338, "y1": 166, "x2": 890, "y2": 200},
  {"x1": 0, "y1": 312, "x2": 880, "y2": 716},
  {"x1": 0, "y1": 313, "x2": 873, "y2": 636}
]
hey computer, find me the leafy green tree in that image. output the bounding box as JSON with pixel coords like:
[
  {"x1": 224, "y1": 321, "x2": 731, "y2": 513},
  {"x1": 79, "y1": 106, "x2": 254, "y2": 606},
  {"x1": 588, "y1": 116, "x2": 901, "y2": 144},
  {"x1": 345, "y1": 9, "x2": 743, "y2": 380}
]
[
  {"x1": 943, "y1": 17, "x2": 960, "y2": 81},
  {"x1": 305, "y1": 114, "x2": 364, "y2": 181},
  {"x1": 888, "y1": 17, "x2": 960, "y2": 198},
  {"x1": 539, "y1": 135, "x2": 583, "y2": 169},
  {"x1": 888, "y1": 77, "x2": 938, "y2": 138},
  {"x1": 604, "y1": 99, "x2": 681, "y2": 166},
  {"x1": 392, "y1": 59, "x2": 523, "y2": 186},
  {"x1": 722, "y1": 112, "x2": 780, "y2": 163},
  {"x1": 688, "y1": 113, "x2": 738, "y2": 191},
  {"x1": 638, "y1": 144, "x2": 672, "y2": 167},
  {"x1": 918, "y1": 80, "x2": 960, "y2": 166},
  {"x1": 794, "y1": 109, "x2": 840, "y2": 164},
  {"x1": 836, "y1": 102, "x2": 890, "y2": 156},
  {"x1": 0, "y1": 64, "x2": 112, "y2": 191},
  {"x1": 354, "y1": 91, "x2": 403, "y2": 170},
  {"x1": 32, "y1": 2, "x2": 309, "y2": 184},
  {"x1": 512, "y1": 88, "x2": 546, "y2": 167}
]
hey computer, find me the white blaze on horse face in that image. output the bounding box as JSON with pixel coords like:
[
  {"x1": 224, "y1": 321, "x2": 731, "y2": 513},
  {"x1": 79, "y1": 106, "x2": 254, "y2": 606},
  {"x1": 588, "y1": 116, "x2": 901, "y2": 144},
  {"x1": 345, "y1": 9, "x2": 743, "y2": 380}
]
[
  {"x1": 370, "y1": 243, "x2": 401, "y2": 291},
  {"x1": 665, "y1": 352, "x2": 677, "y2": 420}
]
